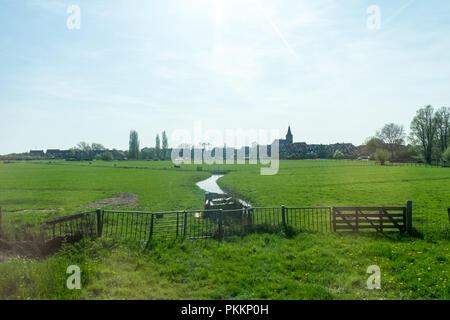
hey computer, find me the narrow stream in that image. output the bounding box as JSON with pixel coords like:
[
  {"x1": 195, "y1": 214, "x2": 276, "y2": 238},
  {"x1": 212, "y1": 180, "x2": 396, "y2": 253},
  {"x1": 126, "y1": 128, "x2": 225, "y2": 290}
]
[
  {"x1": 196, "y1": 175, "x2": 251, "y2": 207},
  {"x1": 196, "y1": 175, "x2": 225, "y2": 194}
]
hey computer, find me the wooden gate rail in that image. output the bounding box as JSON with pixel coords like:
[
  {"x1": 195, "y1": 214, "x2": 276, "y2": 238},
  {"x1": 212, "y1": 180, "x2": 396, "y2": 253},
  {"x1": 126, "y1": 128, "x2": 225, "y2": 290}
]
[{"x1": 332, "y1": 207, "x2": 406, "y2": 232}]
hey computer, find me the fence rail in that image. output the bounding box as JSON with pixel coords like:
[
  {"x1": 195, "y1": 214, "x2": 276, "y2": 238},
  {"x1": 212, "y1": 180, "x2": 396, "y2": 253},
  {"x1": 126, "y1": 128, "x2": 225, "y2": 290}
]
[
  {"x1": 40, "y1": 210, "x2": 98, "y2": 240},
  {"x1": 332, "y1": 207, "x2": 406, "y2": 232},
  {"x1": 38, "y1": 203, "x2": 449, "y2": 243}
]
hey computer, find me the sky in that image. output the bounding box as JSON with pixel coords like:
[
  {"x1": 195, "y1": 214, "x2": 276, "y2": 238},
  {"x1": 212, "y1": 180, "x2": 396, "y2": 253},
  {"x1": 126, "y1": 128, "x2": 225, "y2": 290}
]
[{"x1": 1, "y1": 0, "x2": 450, "y2": 154}]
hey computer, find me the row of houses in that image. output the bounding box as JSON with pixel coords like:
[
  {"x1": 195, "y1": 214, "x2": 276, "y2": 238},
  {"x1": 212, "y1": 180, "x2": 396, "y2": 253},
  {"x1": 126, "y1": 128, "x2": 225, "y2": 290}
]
[
  {"x1": 30, "y1": 149, "x2": 73, "y2": 158},
  {"x1": 28, "y1": 127, "x2": 362, "y2": 161},
  {"x1": 277, "y1": 127, "x2": 361, "y2": 159},
  {"x1": 29, "y1": 149, "x2": 121, "y2": 161}
]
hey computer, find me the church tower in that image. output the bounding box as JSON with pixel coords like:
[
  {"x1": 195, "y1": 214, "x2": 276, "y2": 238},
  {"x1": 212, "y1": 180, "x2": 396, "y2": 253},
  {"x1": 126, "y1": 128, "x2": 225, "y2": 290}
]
[{"x1": 286, "y1": 126, "x2": 293, "y2": 145}]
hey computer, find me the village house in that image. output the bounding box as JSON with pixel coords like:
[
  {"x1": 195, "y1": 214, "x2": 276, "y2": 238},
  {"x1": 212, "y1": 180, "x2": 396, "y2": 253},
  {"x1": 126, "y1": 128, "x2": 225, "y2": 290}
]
[{"x1": 29, "y1": 150, "x2": 45, "y2": 157}]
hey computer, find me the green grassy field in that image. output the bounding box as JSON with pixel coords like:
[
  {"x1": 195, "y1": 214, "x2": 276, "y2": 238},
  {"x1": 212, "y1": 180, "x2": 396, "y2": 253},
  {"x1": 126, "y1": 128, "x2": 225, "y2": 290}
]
[
  {"x1": 0, "y1": 160, "x2": 448, "y2": 300},
  {"x1": 0, "y1": 160, "x2": 209, "y2": 230},
  {"x1": 219, "y1": 160, "x2": 450, "y2": 211}
]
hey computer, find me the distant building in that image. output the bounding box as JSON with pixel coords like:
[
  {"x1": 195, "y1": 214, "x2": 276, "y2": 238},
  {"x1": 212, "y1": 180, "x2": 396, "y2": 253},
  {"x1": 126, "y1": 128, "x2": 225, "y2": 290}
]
[
  {"x1": 286, "y1": 126, "x2": 293, "y2": 144},
  {"x1": 275, "y1": 127, "x2": 359, "y2": 159},
  {"x1": 29, "y1": 150, "x2": 45, "y2": 157},
  {"x1": 46, "y1": 149, "x2": 74, "y2": 159},
  {"x1": 46, "y1": 149, "x2": 62, "y2": 158}
]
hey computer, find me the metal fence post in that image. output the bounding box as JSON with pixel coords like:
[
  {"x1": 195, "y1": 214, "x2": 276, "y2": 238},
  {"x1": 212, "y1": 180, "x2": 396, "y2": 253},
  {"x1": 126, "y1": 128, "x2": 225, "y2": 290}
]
[
  {"x1": 96, "y1": 208, "x2": 103, "y2": 237},
  {"x1": 332, "y1": 207, "x2": 336, "y2": 232},
  {"x1": 218, "y1": 209, "x2": 223, "y2": 240},
  {"x1": 406, "y1": 200, "x2": 413, "y2": 232},
  {"x1": 183, "y1": 211, "x2": 187, "y2": 238},
  {"x1": 0, "y1": 205, "x2": 2, "y2": 237},
  {"x1": 247, "y1": 208, "x2": 253, "y2": 226},
  {"x1": 144, "y1": 213, "x2": 155, "y2": 251},
  {"x1": 150, "y1": 213, "x2": 154, "y2": 239},
  {"x1": 281, "y1": 205, "x2": 286, "y2": 228},
  {"x1": 176, "y1": 212, "x2": 179, "y2": 238}
]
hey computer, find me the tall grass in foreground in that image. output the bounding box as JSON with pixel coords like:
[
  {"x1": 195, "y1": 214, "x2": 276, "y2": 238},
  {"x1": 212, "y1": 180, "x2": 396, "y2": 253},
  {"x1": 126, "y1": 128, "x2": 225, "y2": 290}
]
[
  {"x1": 0, "y1": 231, "x2": 448, "y2": 300},
  {"x1": 0, "y1": 239, "x2": 98, "y2": 300}
]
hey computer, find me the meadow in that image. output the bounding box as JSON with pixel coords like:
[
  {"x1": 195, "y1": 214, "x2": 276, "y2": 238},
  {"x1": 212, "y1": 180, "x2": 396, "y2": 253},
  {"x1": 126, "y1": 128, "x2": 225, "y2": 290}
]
[
  {"x1": 0, "y1": 160, "x2": 209, "y2": 230},
  {"x1": 0, "y1": 160, "x2": 448, "y2": 299}
]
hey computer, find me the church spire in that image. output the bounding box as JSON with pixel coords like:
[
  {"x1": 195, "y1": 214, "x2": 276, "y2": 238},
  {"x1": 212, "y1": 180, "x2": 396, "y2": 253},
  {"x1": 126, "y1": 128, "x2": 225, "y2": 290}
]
[{"x1": 286, "y1": 126, "x2": 293, "y2": 144}]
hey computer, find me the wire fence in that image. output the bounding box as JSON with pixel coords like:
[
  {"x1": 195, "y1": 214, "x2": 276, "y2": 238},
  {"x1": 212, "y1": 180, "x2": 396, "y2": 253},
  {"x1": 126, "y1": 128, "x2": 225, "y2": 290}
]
[
  {"x1": 285, "y1": 207, "x2": 333, "y2": 232},
  {"x1": 33, "y1": 206, "x2": 450, "y2": 244},
  {"x1": 377, "y1": 161, "x2": 450, "y2": 168},
  {"x1": 37, "y1": 206, "x2": 334, "y2": 243},
  {"x1": 40, "y1": 211, "x2": 98, "y2": 240},
  {"x1": 412, "y1": 209, "x2": 450, "y2": 238}
]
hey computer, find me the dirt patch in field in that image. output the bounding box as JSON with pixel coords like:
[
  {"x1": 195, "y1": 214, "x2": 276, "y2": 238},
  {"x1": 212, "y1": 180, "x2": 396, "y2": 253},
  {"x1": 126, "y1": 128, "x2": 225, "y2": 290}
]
[
  {"x1": 78, "y1": 192, "x2": 138, "y2": 209},
  {"x1": 0, "y1": 235, "x2": 76, "y2": 259},
  {"x1": 8, "y1": 208, "x2": 65, "y2": 214},
  {"x1": 0, "y1": 237, "x2": 46, "y2": 259}
]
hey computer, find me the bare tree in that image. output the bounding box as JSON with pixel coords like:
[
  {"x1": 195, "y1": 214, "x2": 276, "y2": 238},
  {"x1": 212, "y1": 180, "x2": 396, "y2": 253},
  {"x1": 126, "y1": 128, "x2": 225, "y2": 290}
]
[
  {"x1": 91, "y1": 143, "x2": 106, "y2": 151},
  {"x1": 410, "y1": 105, "x2": 438, "y2": 164},
  {"x1": 376, "y1": 123, "x2": 405, "y2": 159},
  {"x1": 76, "y1": 141, "x2": 91, "y2": 152}
]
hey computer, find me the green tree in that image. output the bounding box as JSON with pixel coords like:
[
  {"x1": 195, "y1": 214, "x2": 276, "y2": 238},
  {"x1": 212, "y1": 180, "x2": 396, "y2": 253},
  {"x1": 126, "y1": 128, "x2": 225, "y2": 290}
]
[
  {"x1": 435, "y1": 107, "x2": 450, "y2": 154},
  {"x1": 162, "y1": 131, "x2": 168, "y2": 160},
  {"x1": 374, "y1": 148, "x2": 391, "y2": 165},
  {"x1": 101, "y1": 151, "x2": 113, "y2": 161},
  {"x1": 442, "y1": 147, "x2": 450, "y2": 164},
  {"x1": 363, "y1": 137, "x2": 384, "y2": 158},
  {"x1": 129, "y1": 130, "x2": 140, "y2": 160},
  {"x1": 333, "y1": 150, "x2": 344, "y2": 159},
  {"x1": 155, "y1": 134, "x2": 161, "y2": 160},
  {"x1": 396, "y1": 145, "x2": 418, "y2": 162},
  {"x1": 376, "y1": 123, "x2": 405, "y2": 159},
  {"x1": 410, "y1": 105, "x2": 438, "y2": 164},
  {"x1": 141, "y1": 147, "x2": 156, "y2": 160}
]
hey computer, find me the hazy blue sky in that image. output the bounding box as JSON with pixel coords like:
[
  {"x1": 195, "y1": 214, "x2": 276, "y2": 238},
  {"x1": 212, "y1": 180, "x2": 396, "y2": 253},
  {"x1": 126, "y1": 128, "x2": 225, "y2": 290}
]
[{"x1": 1, "y1": 0, "x2": 450, "y2": 154}]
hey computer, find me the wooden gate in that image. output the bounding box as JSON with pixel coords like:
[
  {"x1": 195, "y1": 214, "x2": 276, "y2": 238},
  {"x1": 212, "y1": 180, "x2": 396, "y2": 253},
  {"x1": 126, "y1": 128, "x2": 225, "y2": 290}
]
[{"x1": 333, "y1": 207, "x2": 406, "y2": 232}]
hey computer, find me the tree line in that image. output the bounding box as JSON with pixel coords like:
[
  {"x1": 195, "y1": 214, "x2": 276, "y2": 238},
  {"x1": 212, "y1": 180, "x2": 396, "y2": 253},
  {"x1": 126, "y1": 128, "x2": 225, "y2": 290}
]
[
  {"x1": 1, "y1": 105, "x2": 448, "y2": 164},
  {"x1": 128, "y1": 130, "x2": 170, "y2": 160},
  {"x1": 364, "y1": 105, "x2": 449, "y2": 165}
]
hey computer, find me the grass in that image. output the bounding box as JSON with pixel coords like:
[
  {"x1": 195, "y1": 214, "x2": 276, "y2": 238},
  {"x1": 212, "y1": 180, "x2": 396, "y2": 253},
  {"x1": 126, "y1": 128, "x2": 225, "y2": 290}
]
[
  {"x1": 219, "y1": 160, "x2": 450, "y2": 224},
  {"x1": 0, "y1": 160, "x2": 449, "y2": 300},
  {"x1": 0, "y1": 234, "x2": 448, "y2": 300},
  {"x1": 219, "y1": 160, "x2": 450, "y2": 210},
  {"x1": 0, "y1": 160, "x2": 209, "y2": 231}
]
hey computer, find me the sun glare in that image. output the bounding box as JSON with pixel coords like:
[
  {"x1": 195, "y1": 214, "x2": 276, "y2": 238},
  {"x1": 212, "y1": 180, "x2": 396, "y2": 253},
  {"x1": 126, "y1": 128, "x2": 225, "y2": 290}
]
[{"x1": 214, "y1": 0, "x2": 225, "y2": 26}]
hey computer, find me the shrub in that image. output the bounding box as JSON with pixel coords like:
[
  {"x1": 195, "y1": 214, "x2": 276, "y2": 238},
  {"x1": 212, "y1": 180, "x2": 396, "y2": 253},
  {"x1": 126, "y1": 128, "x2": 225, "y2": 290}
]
[
  {"x1": 101, "y1": 152, "x2": 114, "y2": 161},
  {"x1": 333, "y1": 150, "x2": 345, "y2": 159},
  {"x1": 442, "y1": 147, "x2": 450, "y2": 164},
  {"x1": 374, "y1": 148, "x2": 391, "y2": 165}
]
